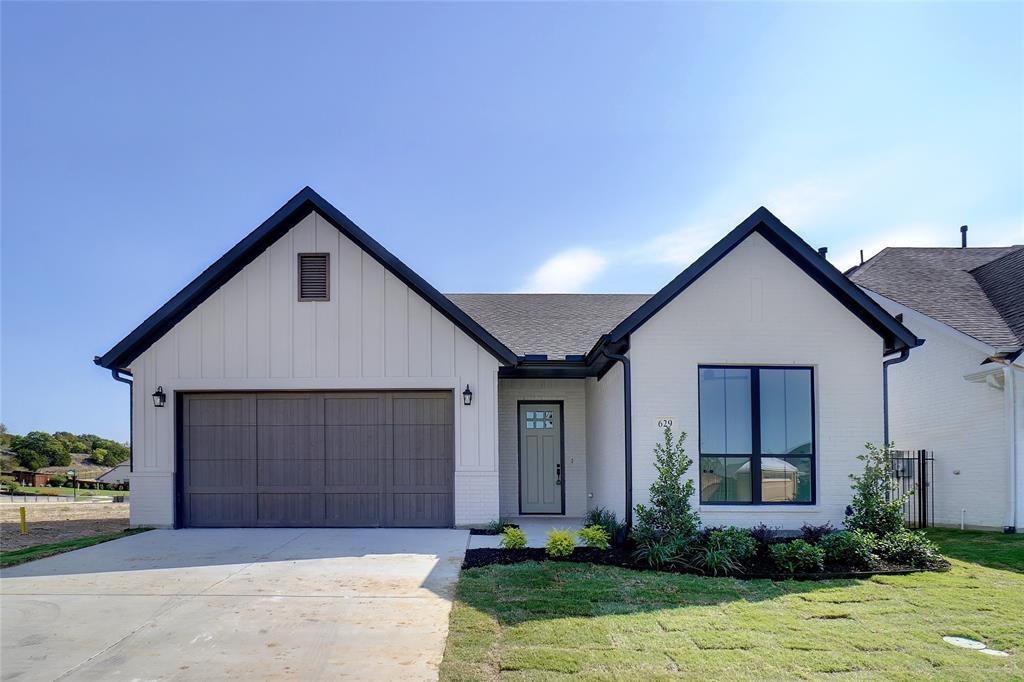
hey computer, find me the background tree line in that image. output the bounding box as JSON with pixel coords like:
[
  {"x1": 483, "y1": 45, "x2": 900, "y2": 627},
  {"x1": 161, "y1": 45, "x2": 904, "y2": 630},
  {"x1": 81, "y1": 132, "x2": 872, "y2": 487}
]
[{"x1": 0, "y1": 423, "x2": 129, "y2": 471}]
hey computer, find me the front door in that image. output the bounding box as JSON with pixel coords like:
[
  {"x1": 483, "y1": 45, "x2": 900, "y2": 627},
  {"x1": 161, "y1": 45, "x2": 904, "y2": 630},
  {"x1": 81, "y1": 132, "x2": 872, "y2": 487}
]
[{"x1": 518, "y1": 403, "x2": 564, "y2": 514}]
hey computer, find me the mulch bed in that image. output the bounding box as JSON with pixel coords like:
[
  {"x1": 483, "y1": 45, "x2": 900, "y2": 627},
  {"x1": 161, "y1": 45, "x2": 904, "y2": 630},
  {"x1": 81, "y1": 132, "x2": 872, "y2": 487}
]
[
  {"x1": 468, "y1": 524, "x2": 520, "y2": 536},
  {"x1": 462, "y1": 546, "x2": 949, "y2": 581}
]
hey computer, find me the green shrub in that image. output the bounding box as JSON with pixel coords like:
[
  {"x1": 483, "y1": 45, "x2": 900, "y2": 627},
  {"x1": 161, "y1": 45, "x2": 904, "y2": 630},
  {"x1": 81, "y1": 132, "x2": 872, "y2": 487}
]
[
  {"x1": 846, "y1": 442, "x2": 910, "y2": 536},
  {"x1": 692, "y1": 527, "x2": 757, "y2": 576},
  {"x1": 499, "y1": 526, "x2": 527, "y2": 549},
  {"x1": 48, "y1": 474, "x2": 67, "y2": 487},
  {"x1": 485, "y1": 518, "x2": 516, "y2": 534},
  {"x1": 770, "y1": 539, "x2": 825, "y2": 573},
  {"x1": 819, "y1": 530, "x2": 876, "y2": 569},
  {"x1": 583, "y1": 507, "x2": 621, "y2": 539},
  {"x1": 577, "y1": 524, "x2": 611, "y2": 549},
  {"x1": 874, "y1": 530, "x2": 941, "y2": 568},
  {"x1": 631, "y1": 427, "x2": 700, "y2": 554},
  {"x1": 633, "y1": 535, "x2": 691, "y2": 569},
  {"x1": 545, "y1": 529, "x2": 575, "y2": 558}
]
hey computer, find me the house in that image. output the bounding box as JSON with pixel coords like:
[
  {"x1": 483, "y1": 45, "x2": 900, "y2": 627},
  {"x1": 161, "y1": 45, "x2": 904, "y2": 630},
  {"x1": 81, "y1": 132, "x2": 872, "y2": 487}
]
[
  {"x1": 849, "y1": 238, "x2": 1024, "y2": 532},
  {"x1": 12, "y1": 471, "x2": 50, "y2": 487},
  {"x1": 97, "y1": 462, "x2": 130, "y2": 484},
  {"x1": 95, "y1": 187, "x2": 918, "y2": 530}
]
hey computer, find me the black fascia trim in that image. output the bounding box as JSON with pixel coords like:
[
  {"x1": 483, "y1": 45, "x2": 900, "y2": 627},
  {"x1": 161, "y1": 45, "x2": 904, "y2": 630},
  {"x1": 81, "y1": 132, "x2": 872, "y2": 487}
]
[
  {"x1": 499, "y1": 363, "x2": 591, "y2": 379},
  {"x1": 606, "y1": 207, "x2": 920, "y2": 354},
  {"x1": 95, "y1": 187, "x2": 518, "y2": 369}
]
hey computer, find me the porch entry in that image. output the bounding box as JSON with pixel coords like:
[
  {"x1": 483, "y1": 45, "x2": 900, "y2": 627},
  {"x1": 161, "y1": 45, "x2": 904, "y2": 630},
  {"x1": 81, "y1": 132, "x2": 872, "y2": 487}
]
[{"x1": 518, "y1": 402, "x2": 565, "y2": 514}]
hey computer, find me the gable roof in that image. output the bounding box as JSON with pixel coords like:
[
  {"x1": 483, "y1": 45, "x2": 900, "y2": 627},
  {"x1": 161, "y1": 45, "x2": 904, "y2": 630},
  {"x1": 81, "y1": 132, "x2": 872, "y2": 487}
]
[
  {"x1": 849, "y1": 245, "x2": 1024, "y2": 349},
  {"x1": 607, "y1": 206, "x2": 920, "y2": 354},
  {"x1": 446, "y1": 293, "x2": 650, "y2": 359},
  {"x1": 94, "y1": 187, "x2": 519, "y2": 370}
]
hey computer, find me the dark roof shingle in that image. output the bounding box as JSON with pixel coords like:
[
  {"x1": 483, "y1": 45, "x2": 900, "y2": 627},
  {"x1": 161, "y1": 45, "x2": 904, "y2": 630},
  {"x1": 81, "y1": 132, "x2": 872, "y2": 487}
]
[
  {"x1": 849, "y1": 246, "x2": 1024, "y2": 348},
  {"x1": 446, "y1": 293, "x2": 650, "y2": 359}
]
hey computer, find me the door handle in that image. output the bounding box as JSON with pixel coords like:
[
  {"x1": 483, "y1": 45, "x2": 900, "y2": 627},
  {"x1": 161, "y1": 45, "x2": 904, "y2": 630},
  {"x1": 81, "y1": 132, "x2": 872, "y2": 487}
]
[{"x1": 555, "y1": 463, "x2": 562, "y2": 486}]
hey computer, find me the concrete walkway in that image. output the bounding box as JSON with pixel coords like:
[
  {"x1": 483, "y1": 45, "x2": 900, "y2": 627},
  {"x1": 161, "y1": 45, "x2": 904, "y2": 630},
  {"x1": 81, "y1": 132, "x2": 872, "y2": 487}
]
[{"x1": 1, "y1": 528, "x2": 468, "y2": 681}]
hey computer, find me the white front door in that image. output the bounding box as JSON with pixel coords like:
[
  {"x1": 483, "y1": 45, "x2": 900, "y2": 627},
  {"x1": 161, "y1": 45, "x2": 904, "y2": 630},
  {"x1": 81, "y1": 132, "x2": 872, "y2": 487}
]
[{"x1": 519, "y1": 403, "x2": 563, "y2": 514}]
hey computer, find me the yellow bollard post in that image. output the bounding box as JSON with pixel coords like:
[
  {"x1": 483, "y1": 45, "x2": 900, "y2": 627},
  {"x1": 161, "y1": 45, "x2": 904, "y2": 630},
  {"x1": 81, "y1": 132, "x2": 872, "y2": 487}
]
[{"x1": 19, "y1": 506, "x2": 27, "y2": 535}]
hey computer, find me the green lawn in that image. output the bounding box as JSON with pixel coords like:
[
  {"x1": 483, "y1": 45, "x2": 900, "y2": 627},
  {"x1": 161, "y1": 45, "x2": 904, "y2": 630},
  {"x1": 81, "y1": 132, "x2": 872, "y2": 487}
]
[
  {"x1": 0, "y1": 528, "x2": 150, "y2": 568},
  {"x1": 440, "y1": 529, "x2": 1024, "y2": 680},
  {"x1": 7, "y1": 486, "x2": 129, "y2": 497}
]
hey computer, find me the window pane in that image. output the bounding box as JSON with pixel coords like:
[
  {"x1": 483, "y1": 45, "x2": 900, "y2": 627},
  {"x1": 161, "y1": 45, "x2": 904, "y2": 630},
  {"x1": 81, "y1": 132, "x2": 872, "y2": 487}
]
[
  {"x1": 759, "y1": 369, "x2": 812, "y2": 455},
  {"x1": 760, "y1": 457, "x2": 812, "y2": 502},
  {"x1": 700, "y1": 456, "x2": 752, "y2": 502},
  {"x1": 698, "y1": 368, "x2": 752, "y2": 454}
]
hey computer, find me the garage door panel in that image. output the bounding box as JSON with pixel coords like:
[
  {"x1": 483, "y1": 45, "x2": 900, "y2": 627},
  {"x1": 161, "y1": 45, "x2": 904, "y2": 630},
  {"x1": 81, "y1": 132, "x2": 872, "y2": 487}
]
[
  {"x1": 392, "y1": 493, "x2": 451, "y2": 527},
  {"x1": 182, "y1": 391, "x2": 452, "y2": 528},
  {"x1": 189, "y1": 493, "x2": 247, "y2": 527},
  {"x1": 258, "y1": 493, "x2": 313, "y2": 525},
  {"x1": 187, "y1": 426, "x2": 254, "y2": 460},
  {"x1": 187, "y1": 398, "x2": 254, "y2": 426},
  {"x1": 393, "y1": 396, "x2": 452, "y2": 425},
  {"x1": 325, "y1": 493, "x2": 381, "y2": 526},
  {"x1": 393, "y1": 459, "x2": 450, "y2": 488},
  {"x1": 324, "y1": 396, "x2": 384, "y2": 425}
]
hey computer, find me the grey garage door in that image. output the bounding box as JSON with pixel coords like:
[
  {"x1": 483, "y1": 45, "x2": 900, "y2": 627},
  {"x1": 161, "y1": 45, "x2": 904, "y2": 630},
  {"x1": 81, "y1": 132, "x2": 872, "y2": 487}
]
[{"x1": 180, "y1": 392, "x2": 454, "y2": 528}]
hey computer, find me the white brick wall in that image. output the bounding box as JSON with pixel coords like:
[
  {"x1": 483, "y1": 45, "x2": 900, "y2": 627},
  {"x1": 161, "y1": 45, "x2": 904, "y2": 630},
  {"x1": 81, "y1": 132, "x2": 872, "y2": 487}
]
[
  {"x1": 586, "y1": 365, "x2": 626, "y2": 519},
  {"x1": 629, "y1": 232, "x2": 884, "y2": 530},
  {"x1": 870, "y1": 293, "x2": 1010, "y2": 530},
  {"x1": 498, "y1": 378, "x2": 588, "y2": 517},
  {"x1": 454, "y1": 471, "x2": 500, "y2": 526}
]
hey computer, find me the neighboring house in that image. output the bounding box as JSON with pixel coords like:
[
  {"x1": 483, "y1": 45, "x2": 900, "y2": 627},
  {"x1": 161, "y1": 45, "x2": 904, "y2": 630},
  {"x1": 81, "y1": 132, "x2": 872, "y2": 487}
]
[
  {"x1": 12, "y1": 471, "x2": 50, "y2": 486},
  {"x1": 850, "y1": 240, "x2": 1024, "y2": 532},
  {"x1": 97, "y1": 462, "x2": 131, "y2": 484},
  {"x1": 95, "y1": 187, "x2": 917, "y2": 530}
]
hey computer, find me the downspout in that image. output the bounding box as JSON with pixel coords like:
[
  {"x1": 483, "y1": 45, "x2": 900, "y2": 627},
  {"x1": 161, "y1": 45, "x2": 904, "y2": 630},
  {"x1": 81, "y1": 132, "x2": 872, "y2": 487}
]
[
  {"x1": 882, "y1": 348, "x2": 911, "y2": 446},
  {"x1": 1006, "y1": 364, "x2": 1018, "y2": 533},
  {"x1": 110, "y1": 368, "x2": 134, "y2": 473},
  {"x1": 600, "y1": 347, "x2": 633, "y2": 532}
]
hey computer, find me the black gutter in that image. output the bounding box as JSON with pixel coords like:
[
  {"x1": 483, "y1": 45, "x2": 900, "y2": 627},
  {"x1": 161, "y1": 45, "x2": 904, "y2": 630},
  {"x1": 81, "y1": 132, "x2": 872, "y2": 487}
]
[
  {"x1": 600, "y1": 346, "x2": 633, "y2": 532},
  {"x1": 882, "y1": 347, "x2": 913, "y2": 445},
  {"x1": 109, "y1": 366, "x2": 134, "y2": 473}
]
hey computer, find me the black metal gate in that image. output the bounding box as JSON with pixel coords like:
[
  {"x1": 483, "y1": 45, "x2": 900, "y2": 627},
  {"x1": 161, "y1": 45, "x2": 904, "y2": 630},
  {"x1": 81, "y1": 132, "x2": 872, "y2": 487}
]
[{"x1": 889, "y1": 449, "x2": 934, "y2": 528}]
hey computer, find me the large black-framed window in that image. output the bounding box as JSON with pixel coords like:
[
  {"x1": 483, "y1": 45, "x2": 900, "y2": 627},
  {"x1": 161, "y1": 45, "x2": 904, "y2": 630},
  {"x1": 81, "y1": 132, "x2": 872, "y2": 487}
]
[{"x1": 698, "y1": 365, "x2": 815, "y2": 505}]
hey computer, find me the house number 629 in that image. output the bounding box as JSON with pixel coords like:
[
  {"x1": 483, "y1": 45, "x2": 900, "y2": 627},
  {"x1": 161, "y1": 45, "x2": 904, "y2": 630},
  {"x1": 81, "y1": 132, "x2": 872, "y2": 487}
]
[{"x1": 655, "y1": 417, "x2": 676, "y2": 430}]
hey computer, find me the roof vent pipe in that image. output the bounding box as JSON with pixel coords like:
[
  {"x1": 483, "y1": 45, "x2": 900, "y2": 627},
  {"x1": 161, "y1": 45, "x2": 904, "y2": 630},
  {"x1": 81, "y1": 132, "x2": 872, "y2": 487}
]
[
  {"x1": 818, "y1": 247, "x2": 828, "y2": 259},
  {"x1": 961, "y1": 225, "x2": 968, "y2": 248}
]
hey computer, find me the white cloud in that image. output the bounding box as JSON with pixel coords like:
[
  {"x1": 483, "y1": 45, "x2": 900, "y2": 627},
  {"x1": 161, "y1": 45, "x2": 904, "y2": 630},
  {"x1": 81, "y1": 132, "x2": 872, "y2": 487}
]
[{"x1": 519, "y1": 248, "x2": 608, "y2": 293}]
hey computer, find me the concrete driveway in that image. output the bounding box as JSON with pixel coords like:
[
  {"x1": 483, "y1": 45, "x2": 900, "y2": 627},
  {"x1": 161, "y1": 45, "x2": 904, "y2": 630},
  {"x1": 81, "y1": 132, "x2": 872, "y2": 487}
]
[{"x1": 1, "y1": 528, "x2": 468, "y2": 681}]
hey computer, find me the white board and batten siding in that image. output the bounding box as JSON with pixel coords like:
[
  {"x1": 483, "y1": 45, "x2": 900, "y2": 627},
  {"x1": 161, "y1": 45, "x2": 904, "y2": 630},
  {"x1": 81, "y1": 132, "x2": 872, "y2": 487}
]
[
  {"x1": 128, "y1": 211, "x2": 499, "y2": 528},
  {"x1": 629, "y1": 232, "x2": 885, "y2": 530}
]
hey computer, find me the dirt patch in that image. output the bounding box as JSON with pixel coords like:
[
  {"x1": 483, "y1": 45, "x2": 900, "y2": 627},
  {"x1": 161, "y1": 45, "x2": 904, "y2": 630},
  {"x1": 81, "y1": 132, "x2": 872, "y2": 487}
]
[{"x1": 0, "y1": 503, "x2": 129, "y2": 551}]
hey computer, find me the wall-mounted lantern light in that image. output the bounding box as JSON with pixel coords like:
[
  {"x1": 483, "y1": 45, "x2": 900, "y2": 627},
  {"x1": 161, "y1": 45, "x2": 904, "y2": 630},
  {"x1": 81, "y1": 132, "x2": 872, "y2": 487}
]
[
  {"x1": 462, "y1": 384, "x2": 473, "y2": 406},
  {"x1": 152, "y1": 386, "x2": 166, "y2": 408}
]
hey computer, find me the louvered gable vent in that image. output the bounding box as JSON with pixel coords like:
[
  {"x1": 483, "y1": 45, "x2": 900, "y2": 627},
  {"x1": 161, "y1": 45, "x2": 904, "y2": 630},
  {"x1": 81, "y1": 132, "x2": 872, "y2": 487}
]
[{"x1": 298, "y1": 253, "x2": 329, "y2": 301}]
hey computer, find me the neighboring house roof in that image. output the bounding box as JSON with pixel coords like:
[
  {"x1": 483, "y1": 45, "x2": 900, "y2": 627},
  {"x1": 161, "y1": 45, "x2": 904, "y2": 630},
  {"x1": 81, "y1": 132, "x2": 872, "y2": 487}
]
[
  {"x1": 94, "y1": 187, "x2": 518, "y2": 370},
  {"x1": 446, "y1": 294, "x2": 650, "y2": 359},
  {"x1": 97, "y1": 462, "x2": 130, "y2": 482},
  {"x1": 849, "y1": 245, "x2": 1024, "y2": 349},
  {"x1": 608, "y1": 207, "x2": 920, "y2": 354}
]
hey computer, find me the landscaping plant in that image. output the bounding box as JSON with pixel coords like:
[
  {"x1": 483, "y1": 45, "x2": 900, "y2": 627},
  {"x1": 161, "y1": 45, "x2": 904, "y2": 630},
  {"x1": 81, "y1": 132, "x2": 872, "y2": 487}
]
[
  {"x1": 846, "y1": 442, "x2": 911, "y2": 537},
  {"x1": 819, "y1": 529, "x2": 877, "y2": 569},
  {"x1": 749, "y1": 522, "x2": 781, "y2": 547},
  {"x1": 874, "y1": 529, "x2": 941, "y2": 568},
  {"x1": 582, "y1": 507, "x2": 621, "y2": 540},
  {"x1": 499, "y1": 526, "x2": 527, "y2": 549},
  {"x1": 545, "y1": 528, "x2": 575, "y2": 558},
  {"x1": 800, "y1": 522, "x2": 834, "y2": 544},
  {"x1": 577, "y1": 524, "x2": 611, "y2": 549},
  {"x1": 694, "y1": 527, "x2": 756, "y2": 576},
  {"x1": 769, "y1": 539, "x2": 825, "y2": 573},
  {"x1": 631, "y1": 426, "x2": 700, "y2": 566}
]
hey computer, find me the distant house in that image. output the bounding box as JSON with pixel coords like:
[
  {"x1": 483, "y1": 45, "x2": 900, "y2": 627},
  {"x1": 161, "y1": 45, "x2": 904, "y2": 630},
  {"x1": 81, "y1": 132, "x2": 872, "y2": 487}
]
[
  {"x1": 850, "y1": 238, "x2": 1024, "y2": 532},
  {"x1": 95, "y1": 187, "x2": 918, "y2": 531},
  {"x1": 12, "y1": 471, "x2": 50, "y2": 487},
  {"x1": 97, "y1": 462, "x2": 130, "y2": 484}
]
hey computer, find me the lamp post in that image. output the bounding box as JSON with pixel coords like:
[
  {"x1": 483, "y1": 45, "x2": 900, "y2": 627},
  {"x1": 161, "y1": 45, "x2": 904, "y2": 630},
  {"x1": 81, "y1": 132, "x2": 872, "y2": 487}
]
[{"x1": 67, "y1": 469, "x2": 77, "y2": 501}]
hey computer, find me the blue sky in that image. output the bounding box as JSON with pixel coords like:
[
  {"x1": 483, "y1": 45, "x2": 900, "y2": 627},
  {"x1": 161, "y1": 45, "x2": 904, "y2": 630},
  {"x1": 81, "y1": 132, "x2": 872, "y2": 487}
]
[{"x1": 2, "y1": 2, "x2": 1021, "y2": 441}]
